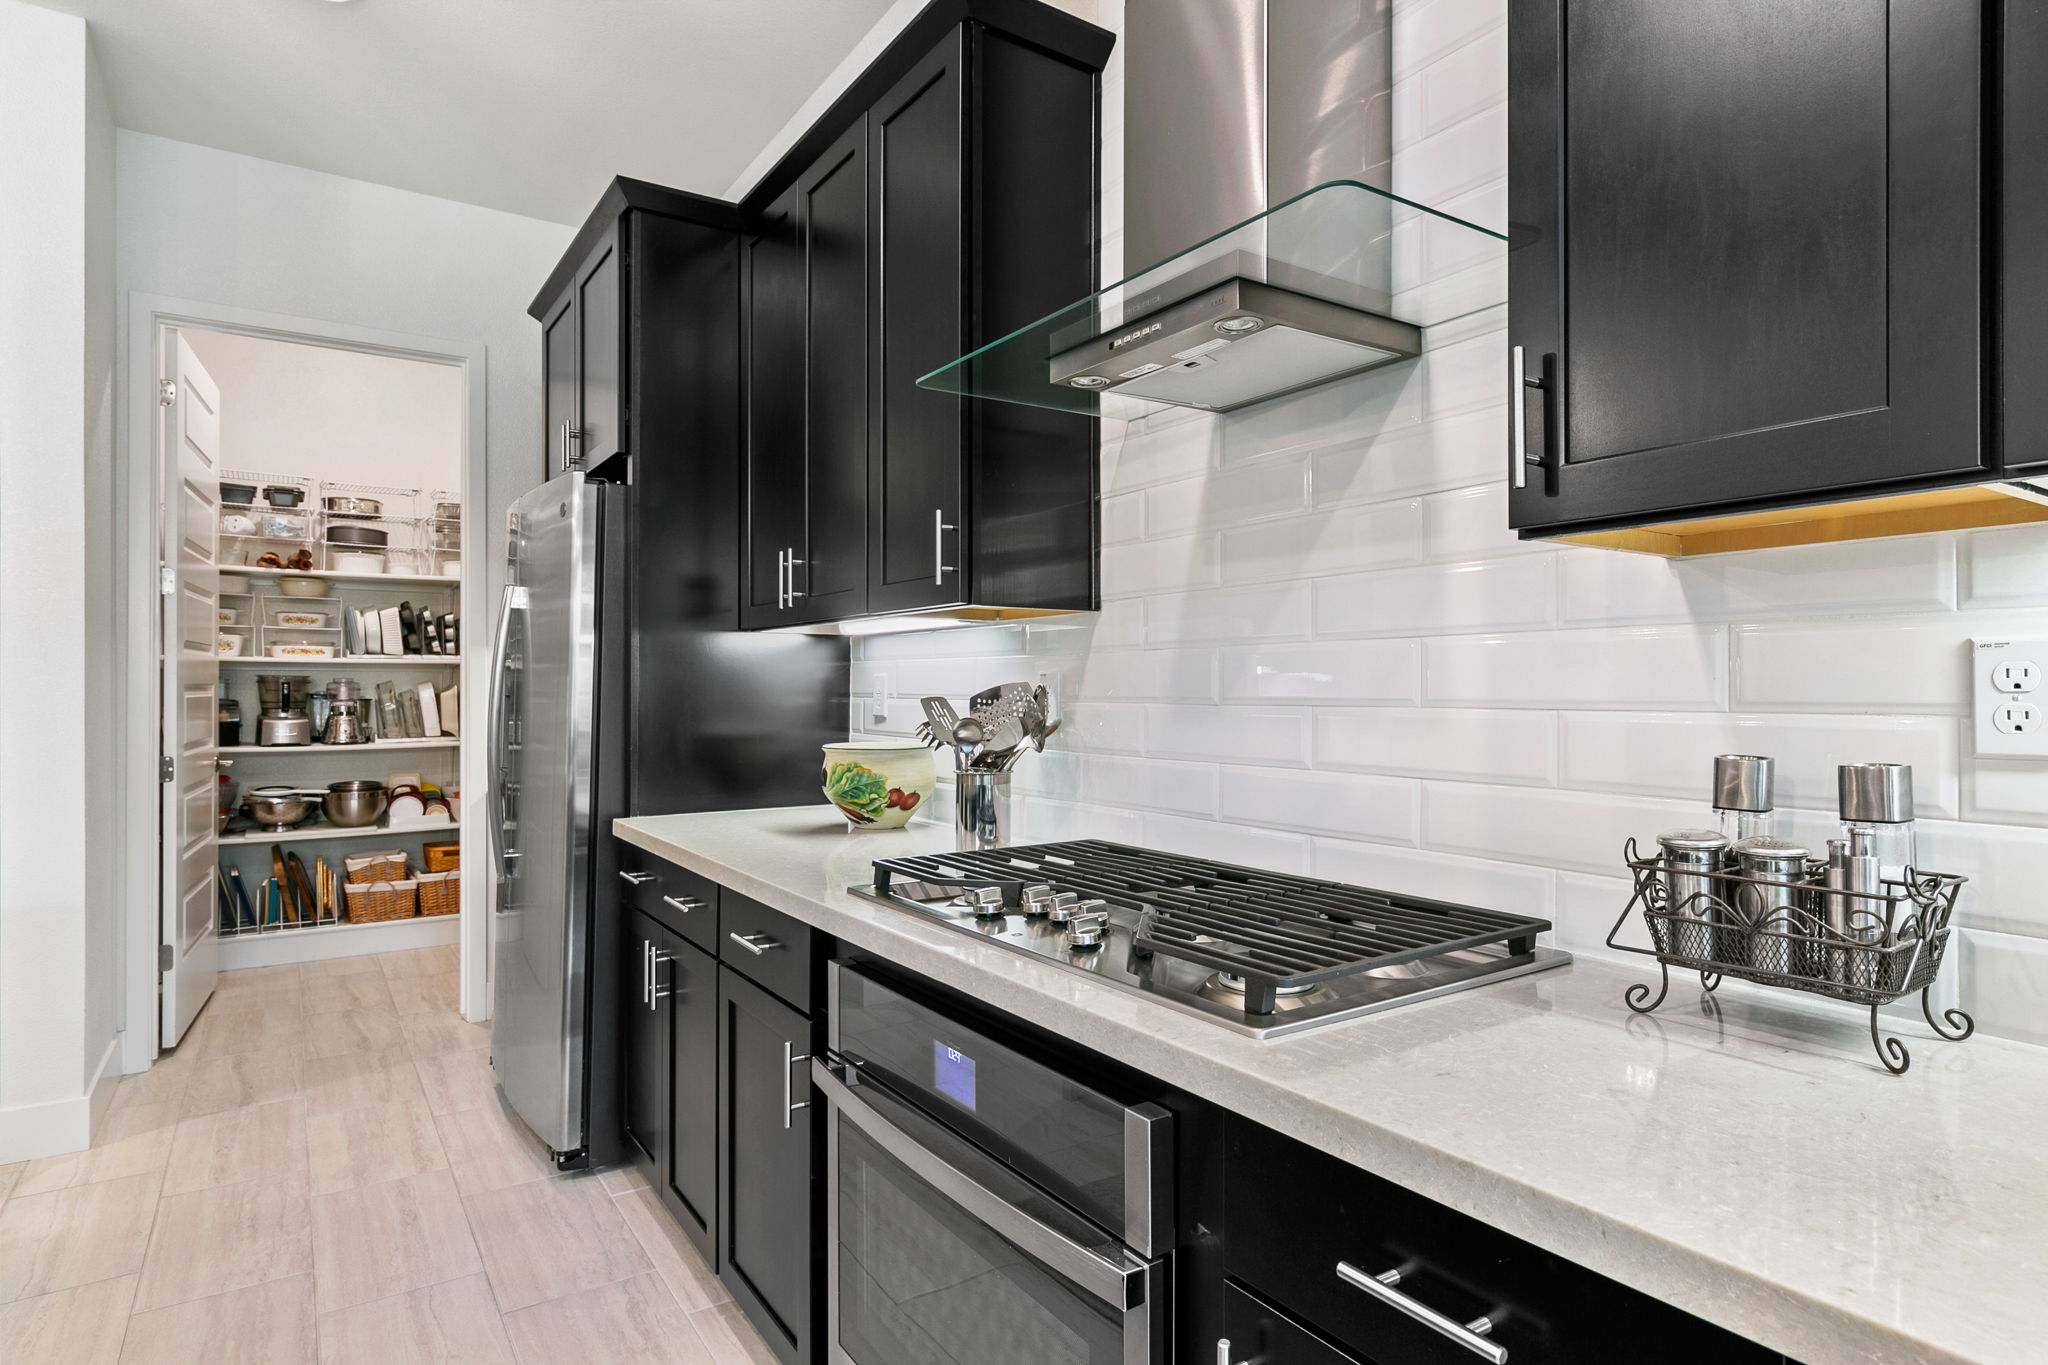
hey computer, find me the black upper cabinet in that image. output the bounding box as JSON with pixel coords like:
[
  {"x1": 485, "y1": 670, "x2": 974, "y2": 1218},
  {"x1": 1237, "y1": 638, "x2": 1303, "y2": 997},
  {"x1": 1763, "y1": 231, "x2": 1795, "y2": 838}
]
[
  {"x1": 1508, "y1": 0, "x2": 1985, "y2": 534},
  {"x1": 2005, "y1": 0, "x2": 2048, "y2": 477},
  {"x1": 539, "y1": 223, "x2": 625, "y2": 479},
  {"x1": 740, "y1": 8, "x2": 1108, "y2": 627}
]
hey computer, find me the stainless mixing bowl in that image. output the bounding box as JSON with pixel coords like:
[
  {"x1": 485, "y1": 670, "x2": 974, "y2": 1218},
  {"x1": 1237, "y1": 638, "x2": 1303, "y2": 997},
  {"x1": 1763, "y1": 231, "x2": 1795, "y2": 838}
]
[
  {"x1": 321, "y1": 780, "x2": 389, "y2": 828},
  {"x1": 243, "y1": 788, "x2": 315, "y2": 831}
]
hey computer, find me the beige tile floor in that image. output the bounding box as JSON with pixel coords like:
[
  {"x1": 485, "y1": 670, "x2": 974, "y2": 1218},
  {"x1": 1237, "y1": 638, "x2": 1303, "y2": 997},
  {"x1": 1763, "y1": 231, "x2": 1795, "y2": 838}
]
[{"x1": 0, "y1": 948, "x2": 779, "y2": 1365}]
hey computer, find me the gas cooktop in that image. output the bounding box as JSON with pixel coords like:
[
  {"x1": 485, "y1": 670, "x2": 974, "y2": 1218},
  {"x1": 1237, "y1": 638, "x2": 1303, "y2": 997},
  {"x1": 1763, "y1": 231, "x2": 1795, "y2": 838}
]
[{"x1": 850, "y1": 839, "x2": 1570, "y2": 1037}]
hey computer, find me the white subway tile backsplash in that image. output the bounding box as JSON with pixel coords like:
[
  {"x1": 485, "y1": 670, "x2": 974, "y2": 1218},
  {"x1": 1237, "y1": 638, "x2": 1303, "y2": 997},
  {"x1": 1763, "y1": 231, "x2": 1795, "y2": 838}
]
[
  {"x1": 1217, "y1": 767, "x2": 1420, "y2": 844},
  {"x1": 1914, "y1": 820, "x2": 2048, "y2": 939},
  {"x1": 860, "y1": 623, "x2": 1027, "y2": 661},
  {"x1": 1073, "y1": 648, "x2": 1217, "y2": 703},
  {"x1": 1420, "y1": 783, "x2": 1699, "y2": 875},
  {"x1": 1957, "y1": 929, "x2": 2048, "y2": 1047},
  {"x1": 1145, "y1": 582, "x2": 1311, "y2": 646},
  {"x1": 1311, "y1": 837, "x2": 1554, "y2": 919},
  {"x1": 1552, "y1": 871, "x2": 1644, "y2": 955},
  {"x1": 1560, "y1": 536, "x2": 1957, "y2": 627},
  {"x1": 1413, "y1": 22, "x2": 1506, "y2": 146},
  {"x1": 1316, "y1": 706, "x2": 1556, "y2": 786},
  {"x1": 1220, "y1": 503, "x2": 1426, "y2": 584},
  {"x1": 1102, "y1": 534, "x2": 1219, "y2": 598},
  {"x1": 1731, "y1": 614, "x2": 2048, "y2": 713},
  {"x1": 1419, "y1": 325, "x2": 1508, "y2": 422},
  {"x1": 1218, "y1": 359, "x2": 1425, "y2": 468},
  {"x1": 1424, "y1": 484, "x2": 1545, "y2": 561},
  {"x1": 1962, "y1": 761, "x2": 2048, "y2": 829},
  {"x1": 1142, "y1": 814, "x2": 1312, "y2": 874},
  {"x1": 1101, "y1": 412, "x2": 1215, "y2": 491},
  {"x1": 1061, "y1": 701, "x2": 1147, "y2": 756},
  {"x1": 1143, "y1": 704, "x2": 1310, "y2": 767},
  {"x1": 1219, "y1": 640, "x2": 1421, "y2": 705},
  {"x1": 1060, "y1": 755, "x2": 1220, "y2": 817},
  {"x1": 1390, "y1": 100, "x2": 1506, "y2": 212},
  {"x1": 1101, "y1": 492, "x2": 1143, "y2": 545},
  {"x1": 1142, "y1": 458, "x2": 1312, "y2": 536},
  {"x1": 1964, "y1": 524, "x2": 2048, "y2": 606},
  {"x1": 1559, "y1": 712, "x2": 1962, "y2": 818},
  {"x1": 1393, "y1": 0, "x2": 1506, "y2": 80},
  {"x1": 851, "y1": 657, "x2": 1031, "y2": 701},
  {"x1": 1021, "y1": 797, "x2": 1147, "y2": 845},
  {"x1": 1313, "y1": 409, "x2": 1503, "y2": 505},
  {"x1": 1313, "y1": 558, "x2": 1554, "y2": 638},
  {"x1": 1426, "y1": 627, "x2": 1729, "y2": 709}
]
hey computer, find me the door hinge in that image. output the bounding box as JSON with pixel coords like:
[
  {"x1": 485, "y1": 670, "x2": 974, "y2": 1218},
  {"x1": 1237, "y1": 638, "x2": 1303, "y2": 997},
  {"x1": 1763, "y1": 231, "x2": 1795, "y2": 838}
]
[
  {"x1": 158, "y1": 379, "x2": 177, "y2": 407},
  {"x1": 159, "y1": 944, "x2": 173, "y2": 972},
  {"x1": 159, "y1": 566, "x2": 175, "y2": 597},
  {"x1": 160, "y1": 754, "x2": 175, "y2": 782}
]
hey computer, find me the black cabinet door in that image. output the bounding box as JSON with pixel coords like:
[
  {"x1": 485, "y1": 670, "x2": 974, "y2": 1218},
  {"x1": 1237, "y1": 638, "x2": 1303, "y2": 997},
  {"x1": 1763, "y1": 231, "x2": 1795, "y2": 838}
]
[
  {"x1": 1508, "y1": 1, "x2": 1985, "y2": 533},
  {"x1": 717, "y1": 965, "x2": 814, "y2": 1365},
  {"x1": 868, "y1": 38, "x2": 967, "y2": 616},
  {"x1": 577, "y1": 228, "x2": 624, "y2": 473},
  {"x1": 2005, "y1": 0, "x2": 2048, "y2": 477},
  {"x1": 1223, "y1": 1282, "x2": 1366, "y2": 1365},
  {"x1": 660, "y1": 933, "x2": 718, "y2": 1254},
  {"x1": 795, "y1": 120, "x2": 871, "y2": 624},
  {"x1": 541, "y1": 288, "x2": 578, "y2": 480},
  {"x1": 620, "y1": 908, "x2": 668, "y2": 1181},
  {"x1": 742, "y1": 185, "x2": 808, "y2": 629}
]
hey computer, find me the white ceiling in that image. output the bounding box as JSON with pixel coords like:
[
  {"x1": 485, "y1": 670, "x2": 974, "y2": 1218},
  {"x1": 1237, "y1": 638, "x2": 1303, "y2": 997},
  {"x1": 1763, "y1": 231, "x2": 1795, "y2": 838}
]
[{"x1": 36, "y1": 0, "x2": 898, "y2": 224}]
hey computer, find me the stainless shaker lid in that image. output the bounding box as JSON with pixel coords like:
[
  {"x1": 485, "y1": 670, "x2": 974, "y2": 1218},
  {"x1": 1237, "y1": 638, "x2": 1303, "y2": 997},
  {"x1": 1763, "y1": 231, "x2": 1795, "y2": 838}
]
[
  {"x1": 1657, "y1": 828, "x2": 1730, "y2": 853},
  {"x1": 1839, "y1": 762, "x2": 1914, "y2": 823},
  {"x1": 1731, "y1": 834, "x2": 1811, "y2": 864},
  {"x1": 1713, "y1": 754, "x2": 1775, "y2": 812}
]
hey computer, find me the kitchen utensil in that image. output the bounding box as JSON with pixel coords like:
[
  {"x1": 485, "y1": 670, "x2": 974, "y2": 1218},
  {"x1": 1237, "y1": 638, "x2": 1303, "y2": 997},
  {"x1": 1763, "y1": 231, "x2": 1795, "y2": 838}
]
[
  {"x1": 1712, "y1": 754, "x2": 1777, "y2": 842},
  {"x1": 920, "y1": 697, "x2": 960, "y2": 744},
  {"x1": 1839, "y1": 762, "x2": 1917, "y2": 884},
  {"x1": 375, "y1": 682, "x2": 403, "y2": 739},
  {"x1": 220, "y1": 512, "x2": 257, "y2": 536},
  {"x1": 307, "y1": 690, "x2": 332, "y2": 734},
  {"x1": 321, "y1": 696, "x2": 370, "y2": 745},
  {"x1": 970, "y1": 715, "x2": 1027, "y2": 769},
  {"x1": 259, "y1": 513, "x2": 309, "y2": 539},
  {"x1": 325, "y1": 523, "x2": 389, "y2": 548},
  {"x1": 1731, "y1": 836, "x2": 1814, "y2": 974},
  {"x1": 321, "y1": 495, "x2": 382, "y2": 519},
  {"x1": 399, "y1": 601, "x2": 421, "y2": 653},
  {"x1": 321, "y1": 780, "x2": 388, "y2": 828},
  {"x1": 433, "y1": 500, "x2": 461, "y2": 521},
  {"x1": 955, "y1": 771, "x2": 1012, "y2": 850},
  {"x1": 822, "y1": 741, "x2": 935, "y2": 829},
  {"x1": 287, "y1": 852, "x2": 318, "y2": 924},
  {"x1": 256, "y1": 710, "x2": 312, "y2": 745},
  {"x1": 219, "y1": 483, "x2": 256, "y2": 505},
  {"x1": 218, "y1": 697, "x2": 242, "y2": 747},
  {"x1": 243, "y1": 788, "x2": 315, "y2": 830},
  {"x1": 912, "y1": 720, "x2": 945, "y2": 750},
  {"x1": 277, "y1": 577, "x2": 329, "y2": 597},
  {"x1": 262, "y1": 485, "x2": 304, "y2": 508},
  {"x1": 430, "y1": 521, "x2": 462, "y2": 550}
]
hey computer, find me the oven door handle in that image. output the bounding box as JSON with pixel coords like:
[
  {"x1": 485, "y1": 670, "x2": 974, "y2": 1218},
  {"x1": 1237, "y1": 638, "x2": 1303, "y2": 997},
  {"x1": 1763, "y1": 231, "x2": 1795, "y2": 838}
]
[{"x1": 812, "y1": 1059, "x2": 1150, "y2": 1310}]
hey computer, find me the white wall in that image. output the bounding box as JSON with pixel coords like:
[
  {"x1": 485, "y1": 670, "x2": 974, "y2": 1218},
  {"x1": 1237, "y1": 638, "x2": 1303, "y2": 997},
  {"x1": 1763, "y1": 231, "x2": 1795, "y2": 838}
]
[
  {"x1": 849, "y1": 0, "x2": 2048, "y2": 1049},
  {"x1": 0, "y1": 0, "x2": 119, "y2": 1161},
  {"x1": 179, "y1": 328, "x2": 463, "y2": 493}
]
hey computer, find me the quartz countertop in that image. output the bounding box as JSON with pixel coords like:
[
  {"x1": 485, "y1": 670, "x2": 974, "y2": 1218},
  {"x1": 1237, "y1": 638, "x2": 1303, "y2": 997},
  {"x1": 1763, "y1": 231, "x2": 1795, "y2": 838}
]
[{"x1": 615, "y1": 806, "x2": 2048, "y2": 1365}]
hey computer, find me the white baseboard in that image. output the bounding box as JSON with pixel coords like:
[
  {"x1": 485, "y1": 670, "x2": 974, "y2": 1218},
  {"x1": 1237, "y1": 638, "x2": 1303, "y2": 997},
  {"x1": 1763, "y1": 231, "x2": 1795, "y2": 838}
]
[
  {"x1": 219, "y1": 912, "x2": 460, "y2": 971},
  {"x1": 0, "y1": 1036, "x2": 120, "y2": 1165}
]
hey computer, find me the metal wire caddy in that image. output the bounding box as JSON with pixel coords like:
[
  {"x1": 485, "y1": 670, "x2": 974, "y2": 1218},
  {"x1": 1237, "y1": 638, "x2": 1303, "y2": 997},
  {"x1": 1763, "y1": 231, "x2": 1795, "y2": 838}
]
[{"x1": 1607, "y1": 838, "x2": 1975, "y2": 1074}]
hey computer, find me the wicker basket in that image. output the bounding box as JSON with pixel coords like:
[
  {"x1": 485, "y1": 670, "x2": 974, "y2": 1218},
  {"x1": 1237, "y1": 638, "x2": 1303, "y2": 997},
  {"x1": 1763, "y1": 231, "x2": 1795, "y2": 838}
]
[
  {"x1": 344, "y1": 879, "x2": 417, "y2": 923},
  {"x1": 344, "y1": 850, "x2": 409, "y2": 886},
  {"x1": 421, "y1": 841, "x2": 460, "y2": 873},
  {"x1": 417, "y1": 870, "x2": 460, "y2": 917}
]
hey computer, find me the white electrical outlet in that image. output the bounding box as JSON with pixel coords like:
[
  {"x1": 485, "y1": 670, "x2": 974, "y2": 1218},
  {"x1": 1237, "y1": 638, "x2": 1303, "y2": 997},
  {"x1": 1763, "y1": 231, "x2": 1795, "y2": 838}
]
[
  {"x1": 1972, "y1": 638, "x2": 2048, "y2": 757},
  {"x1": 870, "y1": 672, "x2": 890, "y2": 724}
]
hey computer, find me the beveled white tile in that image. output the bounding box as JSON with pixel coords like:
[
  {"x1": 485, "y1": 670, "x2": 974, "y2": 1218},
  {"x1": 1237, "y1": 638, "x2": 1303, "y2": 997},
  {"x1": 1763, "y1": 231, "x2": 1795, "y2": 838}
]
[
  {"x1": 1101, "y1": 534, "x2": 1220, "y2": 598},
  {"x1": 1100, "y1": 410, "x2": 1216, "y2": 492},
  {"x1": 1216, "y1": 767, "x2": 1419, "y2": 844},
  {"x1": 1964, "y1": 524, "x2": 2048, "y2": 607},
  {"x1": 1144, "y1": 582, "x2": 1311, "y2": 646},
  {"x1": 1312, "y1": 558, "x2": 1554, "y2": 639},
  {"x1": 1391, "y1": 99, "x2": 1506, "y2": 211},
  {"x1": 1422, "y1": 483, "x2": 1544, "y2": 561},
  {"x1": 1217, "y1": 361, "x2": 1422, "y2": 471},
  {"x1": 1138, "y1": 814, "x2": 1312, "y2": 874},
  {"x1": 1426, "y1": 626, "x2": 1728, "y2": 709},
  {"x1": 1961, "y1": 760, "x2": 2048, "y2": 829},
  {"x1": 1915, "y1": 820, "x2": 2048, "y2": 939},
  {"x1": 1957, "y1": 929, "x2": 2048, "y2": 1047},
  {"x1": 1142, "y1": 704, "x2": 1309, "y2": 766},
  {"x1": 1312, "y1": 408, "x2": 1501, "y2": 506},
  {"x1": 1731, "y1": 614, "x2": 2047, "y2": 714},
  {"x1": 1418, "y1": 323, "x2": 1507, "y2": 421},
  {"x1": 1559, "y1": 712, "x2": 1961, "y2": 817},
  {"x1": 1419, "y1": 782, "x2": 1698, "y2": 876},
  {"x1": 1310, "y1": 837, "x2": 1554, "y2": 919},
  {"x1": 1407, "y1": 20, "x2": 1506, "y2": 145},
  {"x1": 1016, "y1": 797, "x2": 1148, "y2": 844},
  {"x1": 1561, "y1": 536, "x2": 1957, "y2": 626},
  {"x1": 1219, "y1": 640, "x2": 1420, "y2": 705},
  {"x1": 1063, "y1": 755, "x2": 1220, "y2": 817},
  {"x1": 1394, "y1": 0, "x2": 1503, "y2": 78},
  {"x1": 1219, "y1": 502, "x2": 1426, "y2": 584},
  {"x1": 1057, "y1": 701, "x2": 1146, "y2": 757},
  {"x1": 1072, "y1": 648, "x2": 1217, "y2": 703},
  {"x1": 1141, "y1": 456, "x2": 1311, "y2": 536},
  {"x1": 1552, "y1": 871, "x2": 1646, "y2": 956},
  {"x1": 1315, "y1": 706, "x2": 1556, "y2": 786},
  {"x1": 1100, "y1": 491, "x2": 1143, "y2": 545}
]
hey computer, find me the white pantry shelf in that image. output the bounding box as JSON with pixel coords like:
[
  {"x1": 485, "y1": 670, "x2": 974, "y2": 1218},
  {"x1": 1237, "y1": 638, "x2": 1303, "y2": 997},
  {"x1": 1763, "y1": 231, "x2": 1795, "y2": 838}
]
[
  {"x1": 219, "y1": 739, "x2": 458, "y2": 755},
  {"x1": 228, "y1": 567, "x2": 462, "y2": 588},
  {"x1": 219, "y1": 655, "x2": 462, "y2": 667},
  {"x1": 218, "y1": 822, "x2": 459, "y2": 847},
  {"x1": 217, "y1": 912, "x2": 460, "y2": 970}
]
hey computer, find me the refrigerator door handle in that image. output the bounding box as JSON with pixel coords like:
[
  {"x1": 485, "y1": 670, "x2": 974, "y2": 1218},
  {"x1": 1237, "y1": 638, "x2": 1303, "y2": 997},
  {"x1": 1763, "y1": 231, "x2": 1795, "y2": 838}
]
[{"x1": 486, "y1": 582, "x2": 528, "y2": 885}]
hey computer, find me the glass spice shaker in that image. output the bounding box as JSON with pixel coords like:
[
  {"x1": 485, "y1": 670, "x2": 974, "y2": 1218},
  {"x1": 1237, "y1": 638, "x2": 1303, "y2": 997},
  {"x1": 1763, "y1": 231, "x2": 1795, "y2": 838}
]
[
  {"x1": 1713, "y1": 754, "x2": 1777, "y2": 843},
  {"x1": 1838, "y1": 762, "x2": 1916, "y2": 887}
]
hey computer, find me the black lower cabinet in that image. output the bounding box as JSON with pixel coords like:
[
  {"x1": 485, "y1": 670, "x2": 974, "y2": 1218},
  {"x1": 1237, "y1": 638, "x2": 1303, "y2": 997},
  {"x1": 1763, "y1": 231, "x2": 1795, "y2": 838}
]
[
  {"x1": 620, "y1": 907, "x2": 718, "y2": 1259},
  {"x1": 1225, "y1": 1281, "x2": 1364, "y2": 1365},
  {"x1": 717, "y1": 965, "x2": 816, "y2": 1365}
]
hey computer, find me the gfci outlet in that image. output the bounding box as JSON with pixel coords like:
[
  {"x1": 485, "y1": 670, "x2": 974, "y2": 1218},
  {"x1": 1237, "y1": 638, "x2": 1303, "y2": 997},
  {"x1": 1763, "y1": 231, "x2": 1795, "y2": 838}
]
[{"x1": 1972, "y1": 638, "x2": 2048, "y2": 757}]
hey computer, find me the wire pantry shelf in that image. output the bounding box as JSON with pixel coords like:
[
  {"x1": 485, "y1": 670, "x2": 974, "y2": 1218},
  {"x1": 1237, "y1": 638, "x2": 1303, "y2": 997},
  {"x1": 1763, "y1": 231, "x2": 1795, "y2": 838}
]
[{"x1": 1608, "y1": 838, "x2": 1974, "y2": 1074}]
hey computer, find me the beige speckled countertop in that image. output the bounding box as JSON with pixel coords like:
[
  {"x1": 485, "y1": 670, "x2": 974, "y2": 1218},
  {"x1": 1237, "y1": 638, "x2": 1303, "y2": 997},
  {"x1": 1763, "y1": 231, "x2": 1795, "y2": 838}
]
[{"x1": 616, "y1": 806, "x2": 2048, "y2": 1365}]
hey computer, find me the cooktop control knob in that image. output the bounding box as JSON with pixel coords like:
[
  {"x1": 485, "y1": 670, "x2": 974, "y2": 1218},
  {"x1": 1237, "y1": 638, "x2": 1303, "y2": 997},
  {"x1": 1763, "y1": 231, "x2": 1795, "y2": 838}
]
[
  {"x1": 1065, "y1": 907, "x2": 1109, "y2": 949},
  {"x1": 966, "y1": 887, "x2": 1006, "y2": 919},
  {"x1": 1046, "y1": 892, "x2": 1083, "y2": 922},
  {"x1": 1021, "y1": 884, "x2": 1056, "y2": 916}
]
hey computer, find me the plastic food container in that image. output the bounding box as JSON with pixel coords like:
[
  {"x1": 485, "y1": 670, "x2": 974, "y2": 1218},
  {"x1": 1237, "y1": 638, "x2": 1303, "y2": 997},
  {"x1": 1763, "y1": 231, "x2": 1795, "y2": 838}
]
[{"x1": 330, "y1": 550, "x2": 387, "y2": 575}]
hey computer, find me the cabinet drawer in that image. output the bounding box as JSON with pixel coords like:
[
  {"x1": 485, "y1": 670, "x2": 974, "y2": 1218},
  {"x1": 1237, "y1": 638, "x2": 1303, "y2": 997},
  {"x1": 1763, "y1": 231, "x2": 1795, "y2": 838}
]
[
  {"x1": 1223, "y1": 1282, "x2": 1363, "y2": 1365},
  {"x1": 1225, "y1": 1117, "x2": 1781, "y2": 1365},
  {"x1": 717, "y1": 890, "x2": 814, "y2": 1010},
  {"x1": 617, "y1": 845, "x2": 719, "y2": 954}
]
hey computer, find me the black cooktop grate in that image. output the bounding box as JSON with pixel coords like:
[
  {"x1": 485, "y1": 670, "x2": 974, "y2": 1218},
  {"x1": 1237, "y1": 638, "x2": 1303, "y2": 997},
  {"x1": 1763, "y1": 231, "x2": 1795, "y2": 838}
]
[{"x1": 869, "y1": 839, "x2": 1551, "y2": 1015}]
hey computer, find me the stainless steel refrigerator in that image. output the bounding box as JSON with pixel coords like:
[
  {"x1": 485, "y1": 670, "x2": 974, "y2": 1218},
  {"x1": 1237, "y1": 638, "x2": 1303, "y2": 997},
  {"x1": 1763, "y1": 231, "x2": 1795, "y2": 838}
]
[{"x1": 488, "y1": 469, "x2": 628, "y2": 1168}]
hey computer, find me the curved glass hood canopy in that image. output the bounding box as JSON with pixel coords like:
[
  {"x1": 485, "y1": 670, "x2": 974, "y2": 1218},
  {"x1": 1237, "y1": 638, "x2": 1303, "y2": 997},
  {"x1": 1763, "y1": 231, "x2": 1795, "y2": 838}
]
[{"x1": 917, "y1": 179, "x2": 1507, "y2": 420}]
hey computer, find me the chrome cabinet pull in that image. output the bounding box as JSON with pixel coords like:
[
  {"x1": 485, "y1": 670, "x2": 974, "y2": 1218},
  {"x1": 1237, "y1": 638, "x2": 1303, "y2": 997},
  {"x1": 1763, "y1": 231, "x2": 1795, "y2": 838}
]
[
  {"x1": 934, "y1": 508, "x2": 956, "y2": 585},
  {"x1": 782, "y1": 1040, "x2": 812, "y2": 1129},
  {"x1": 662, "y1": 894, "x2": 701, "y2": 914},
  {"x1": 728, "y1": 931, "x2": 781, "y2": 956},
  {"x1": 787, "y1": 550, "x2": 806, "y2": 601},
  {"x1": 559, "y1": 420, "x2": 586, "y2": 472},
  {"x1": 648, "y1": 946, "x2": 677, "y2": 1009},
  {"x1": 1215, "y1": 1339, "x2": 1237, "y2": 1365},
  {"x1": 1510, "y1": 345, "x2": 1547, "y2": 490},
  {"x1": 640, "y1": 940, "x2": 651, "y2": 1008},
  {"x1": 1336, "y1": 1261, "x2": 1508, "y2": 1363},
  {"x1": 619, "y1": 870, "x2": 656, "y2": 886}
]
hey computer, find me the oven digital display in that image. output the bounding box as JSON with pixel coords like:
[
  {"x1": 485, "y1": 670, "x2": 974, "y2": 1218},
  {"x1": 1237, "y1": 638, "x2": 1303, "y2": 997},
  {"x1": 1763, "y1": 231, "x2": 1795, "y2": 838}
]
[{"x1": 933, "y1": 1042, "x2": 977, "y2": 1110}]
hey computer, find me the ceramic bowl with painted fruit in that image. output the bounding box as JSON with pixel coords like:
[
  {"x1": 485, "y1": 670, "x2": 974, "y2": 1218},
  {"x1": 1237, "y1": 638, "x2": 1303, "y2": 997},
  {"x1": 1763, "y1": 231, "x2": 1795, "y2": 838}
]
[{"x1": 821, "y1": 741, "x2": 935, "y2": 830}]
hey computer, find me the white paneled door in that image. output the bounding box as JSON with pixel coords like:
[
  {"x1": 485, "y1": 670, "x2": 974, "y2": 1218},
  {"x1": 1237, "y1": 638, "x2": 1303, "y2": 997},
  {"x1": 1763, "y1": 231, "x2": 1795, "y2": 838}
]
[{"x1": 160, "y1": 331, "x2": 222, "y2": 1045}]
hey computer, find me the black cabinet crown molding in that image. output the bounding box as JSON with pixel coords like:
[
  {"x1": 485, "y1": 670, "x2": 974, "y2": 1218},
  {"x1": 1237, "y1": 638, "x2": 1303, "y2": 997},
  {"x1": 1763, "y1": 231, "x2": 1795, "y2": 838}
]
[{"x1": 530, "y1": 176, "x2": 741, "y2": 322}]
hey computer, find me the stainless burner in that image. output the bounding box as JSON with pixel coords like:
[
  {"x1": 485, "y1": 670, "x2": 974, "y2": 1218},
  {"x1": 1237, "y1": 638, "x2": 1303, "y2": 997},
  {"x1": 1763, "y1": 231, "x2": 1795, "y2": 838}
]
[{"x1": 1209, "y1": 972, "x2": 1322, "y2": 998}]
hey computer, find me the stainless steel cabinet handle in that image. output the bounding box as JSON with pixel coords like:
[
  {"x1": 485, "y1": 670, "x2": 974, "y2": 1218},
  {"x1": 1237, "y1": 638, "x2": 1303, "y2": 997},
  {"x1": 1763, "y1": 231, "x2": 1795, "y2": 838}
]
[
  {"x1": 559, "y1": 420, "x2": 586, "y2": 472},
  {"x1": 787, "y1": 550, "x2": 806, "y2": 601},
  {"x1": 1215, "y1": 1339, "x2": 1237, "y2": 1365},
  {"x1": 782, "y1": 1040, "x2": 813, "y2": 1129},
  {"x1": 662, "y1": 894, "x2": 701, "y2": 914},
  {"x1": 728, "y1": 931, "x2": 781, "y2": 956},
  {"x1": 934, "y1": 508, "x2": 956, "y2": 585},
  {"x1": 649, "y1": 947, "x2": 677, "y2": 1008},
  {"x1": 640, "y1": 940, "x2": 650, "y2": 1007},
  {"x1": 619, "y1": 870, "x2": 656, "y2": 886},
  {"x1": 775, "y1": 549, "x2": 788, "y2": 609},
  {"x1": 1336, "y1": 1261, "x2": 1508, "y2": 1363},
  {"x1": 1510, "y1": 345, "x2": 1546, "y2": 491}
]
